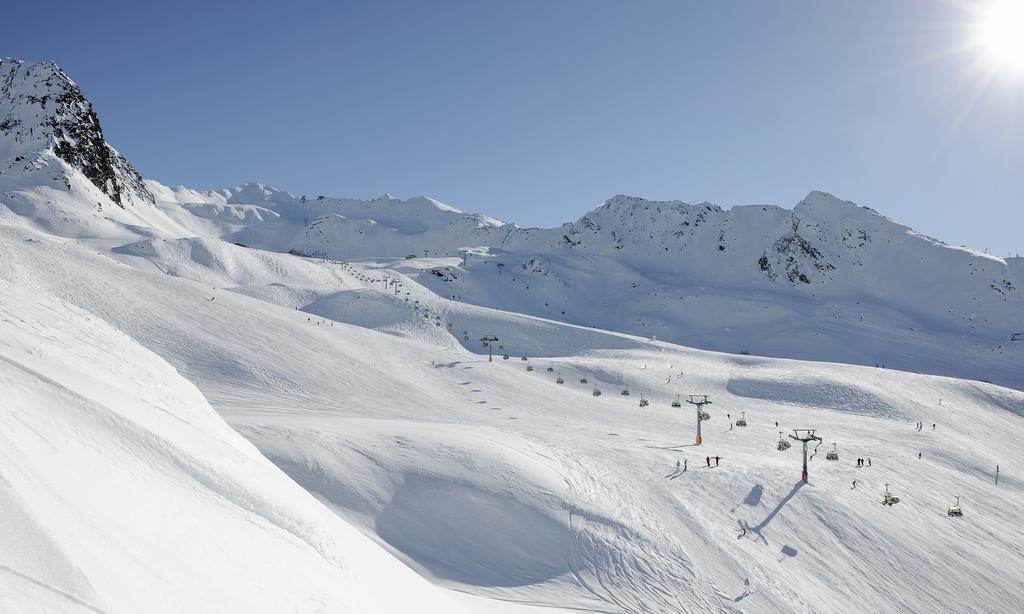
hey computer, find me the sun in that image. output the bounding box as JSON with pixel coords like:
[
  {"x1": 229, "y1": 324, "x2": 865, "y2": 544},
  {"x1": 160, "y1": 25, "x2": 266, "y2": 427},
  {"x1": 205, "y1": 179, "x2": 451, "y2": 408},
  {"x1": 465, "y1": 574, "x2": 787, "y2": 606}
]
[{"x1": 978, "y1": 0, "x2": 1024, "y2": 69}]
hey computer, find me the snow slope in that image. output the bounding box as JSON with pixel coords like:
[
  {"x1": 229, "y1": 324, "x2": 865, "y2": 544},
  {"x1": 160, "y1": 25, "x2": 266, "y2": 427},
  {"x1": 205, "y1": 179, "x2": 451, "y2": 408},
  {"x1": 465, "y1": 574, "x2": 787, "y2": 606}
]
[
  {"x1": 0, "y1": 280, "x2": 481, "y2": 613},
  {"x1": 136, "y1": 182, "x2": 1024, "y2": 390},
  {"x1": 2, "y1": 57, "x2": 1023, "y2": 613},
  {"x1": 3, "y1": 222, "x2": 1023, "y2": 613}
]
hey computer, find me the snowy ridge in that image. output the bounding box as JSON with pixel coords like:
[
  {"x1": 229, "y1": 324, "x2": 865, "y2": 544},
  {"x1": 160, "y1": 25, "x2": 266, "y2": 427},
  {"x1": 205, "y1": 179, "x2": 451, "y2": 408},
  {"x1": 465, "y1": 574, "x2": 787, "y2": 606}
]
[
  {"x1": 141, "y1": 177, "x2": 1023, "y2": 388},
  {"x1": 0, "y1": 58, "x2": 152, "y2": 207}
]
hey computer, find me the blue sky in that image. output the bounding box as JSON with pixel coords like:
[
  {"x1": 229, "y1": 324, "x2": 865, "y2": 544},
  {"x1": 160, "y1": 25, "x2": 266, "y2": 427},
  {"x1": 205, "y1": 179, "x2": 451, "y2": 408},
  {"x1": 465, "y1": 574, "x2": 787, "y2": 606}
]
[{"x1": 6, "y1": 0, "x2": 1023, "y2": 254}]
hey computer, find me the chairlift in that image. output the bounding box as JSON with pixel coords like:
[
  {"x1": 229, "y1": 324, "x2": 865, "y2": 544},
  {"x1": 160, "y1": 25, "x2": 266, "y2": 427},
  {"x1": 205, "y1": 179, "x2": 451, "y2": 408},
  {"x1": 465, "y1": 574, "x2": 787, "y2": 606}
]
[
  {"x1": 463, "y1": 334, "x2": 470, "y2": 341},
  {"x1": 593, "y1": 387, "x2": 602, "y2": 397},
  {"x1": 621, "y1": 387, "x2": 630, "y2": 396},
  {"x1": 521, "y1": 355, "x2": 528, "y2": 361},
  {"x1": 547, "y1": 364, "x2": 555, "y2": 372},
  {"x1": 882, "y1": 483, "x2": 901, "y2": 506},
  {"x1": 947, "y1": 495, "x2": 963, "y2": 517},
  {"x1": 556, "y1": 374, "x2": 564, "y2": 384},
  {"x1": 671, "y1": 395, "x2": 681, "y2": 408},
  {"x1": 1012, "y1": 333, "x2": 1022, "y2": 342},
  {"x1": 580, "y1": 376, "x2": 588, "y2": 384},
  {"x1": 526, "y1": 365, "x2": 534, "y2": 372},
  {"x1": 502, "y1": 354, "x2": 510, "y2": 360},
  {"x1": 735, "y1": 411, "x2": 747, "y2": 427},
  {"x1": 639, "y1": 395, "x2": 649, "y2": 408},
  {"x1": 826, "y1": 443, "x2": 839, "y2": 461},
  {"x1": 777, "y1": 432, "x2": 791, "y2": 451},
  {"x1": 700, "y1": 410, "x2": 711, "y2": 421}
]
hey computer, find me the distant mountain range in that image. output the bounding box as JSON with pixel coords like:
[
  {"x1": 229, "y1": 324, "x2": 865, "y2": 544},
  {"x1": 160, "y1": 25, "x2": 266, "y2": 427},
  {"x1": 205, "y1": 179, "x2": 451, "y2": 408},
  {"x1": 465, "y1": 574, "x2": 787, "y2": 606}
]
[{"x1": 2, "y1": 57, "x2": 1021, "y2": 388}]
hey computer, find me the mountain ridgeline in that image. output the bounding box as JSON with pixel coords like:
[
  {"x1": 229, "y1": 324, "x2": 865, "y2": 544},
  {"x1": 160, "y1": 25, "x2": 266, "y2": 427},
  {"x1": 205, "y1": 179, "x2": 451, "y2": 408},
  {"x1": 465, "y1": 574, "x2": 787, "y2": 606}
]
[
  {"x1": 1, "y1": 57, "x2": 1021, "y2": 387},
  {"x1": 0, "y1": 57, "x2": 152, "y2": 207}
]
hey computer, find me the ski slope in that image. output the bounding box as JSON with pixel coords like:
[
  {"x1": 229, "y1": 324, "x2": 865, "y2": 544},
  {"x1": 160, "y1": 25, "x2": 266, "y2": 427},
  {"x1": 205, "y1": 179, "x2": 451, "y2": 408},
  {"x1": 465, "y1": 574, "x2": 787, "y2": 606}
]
[
  {"x1": 2, "y1": 56, "x2": 1023, "y2": 613},
  {"x1": 2, "y1": 223, "x2": 1022, "y2": 613}
]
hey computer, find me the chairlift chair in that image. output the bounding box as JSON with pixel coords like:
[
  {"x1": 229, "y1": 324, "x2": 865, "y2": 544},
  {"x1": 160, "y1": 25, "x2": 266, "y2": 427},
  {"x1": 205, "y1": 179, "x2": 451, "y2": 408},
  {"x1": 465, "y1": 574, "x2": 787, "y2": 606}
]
[
  {"x1": 947, "y1": 495, "x2": 963, "y2": 517},
  {"x1": 547, "y1": 365, "x2": 555, "y2": 372},
  {"x1": 503, "y1": 354, "x2": 510, "y2": 360},
  {"x1": 463, "y1": 334, "x2": 470, "y2": 341},
  {"x1": 882, "y1": 483, "x2": 901, "y2": 506},
  {"x1": 671, "y1": 395, "x2": 681, "y2": 408},
  {"x1": 580, "y1": 376, "x2": 588, "y2": 384},
  {"x1": 593, "y1": 387, "x2": 602, "y2": 397},
  {"x1": 777, "y1": 432, "x2": 791, "y2": 451},
  {"x1": 621, "y1": 388, "x2": 630, "y2": 396},
  {"x1": 826, "y1": 443, "x2": 839, "y2": 461},
  {"x1": 521, "y1": 355, "x2": 528, "y2": 361},
  {"x1": 639, "y1": 396, "x2": 649, "y2": 408},
  {"x1": 735, "y1": 411, "x2": 747, "y2": 427},
  {"x1": 526, "y1": 365, "x2": 534, "y2": 372},
  {"x1": 556, "y1": 374, "x2": 564, "y2": 384},
  {"x1": 700, "y1": 410, "x2": 711, "y2": 421},
  {"x1": 1012, "y1": 333, "x2": 1022, "y2": 342}
]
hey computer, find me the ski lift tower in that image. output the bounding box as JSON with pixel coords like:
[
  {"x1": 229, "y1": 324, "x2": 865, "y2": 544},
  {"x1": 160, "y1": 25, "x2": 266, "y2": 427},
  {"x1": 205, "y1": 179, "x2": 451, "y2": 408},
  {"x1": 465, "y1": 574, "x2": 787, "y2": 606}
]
[
  {"x1": 479, "y1": 336, "x2": 499, "y2": 362},
  {"x1": 789, "y1": 429, "x2": 822, "y2": 483},
  {"x1": 300, "y1": 195, "x2": 311, "y2": 257},
  {"x1": 686, "y1": 395, "x2": 712, "y2": 445}
]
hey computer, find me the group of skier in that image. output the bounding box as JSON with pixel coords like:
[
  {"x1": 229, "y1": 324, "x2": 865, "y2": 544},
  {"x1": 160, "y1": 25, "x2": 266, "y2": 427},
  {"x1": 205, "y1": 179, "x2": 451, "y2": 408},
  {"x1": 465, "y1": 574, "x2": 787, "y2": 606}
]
[{"x1": 856, "y1": 457, "x2": 871, "y2": 467}]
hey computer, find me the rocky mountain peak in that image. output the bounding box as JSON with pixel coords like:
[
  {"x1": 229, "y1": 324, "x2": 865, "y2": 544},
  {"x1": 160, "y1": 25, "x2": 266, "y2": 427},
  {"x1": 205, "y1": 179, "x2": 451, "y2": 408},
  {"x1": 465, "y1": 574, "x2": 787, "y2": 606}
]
[{"x1": 0, "y1": 57, "x2": 153, "y2": 207}]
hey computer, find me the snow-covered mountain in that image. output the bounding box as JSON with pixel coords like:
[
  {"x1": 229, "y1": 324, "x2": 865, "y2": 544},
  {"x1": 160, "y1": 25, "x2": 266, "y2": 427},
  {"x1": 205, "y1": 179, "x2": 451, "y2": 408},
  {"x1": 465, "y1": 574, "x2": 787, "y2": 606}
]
[
  {"x1": 138, "y1": 181, "x2": 1024, "y2": 389},
  {"x1": 2, "y1": 58, "x2": 1023, "y2": 613}
]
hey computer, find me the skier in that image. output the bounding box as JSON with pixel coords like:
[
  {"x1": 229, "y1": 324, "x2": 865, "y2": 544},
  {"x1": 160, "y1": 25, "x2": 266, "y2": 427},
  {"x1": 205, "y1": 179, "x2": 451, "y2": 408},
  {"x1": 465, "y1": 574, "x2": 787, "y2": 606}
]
[
  {"x1": 744, "y1": 578, "x2": 750, "y2": 594},
  {"x1": 867, "y1": 457, "x2": 872, "y2": 467},
  {"x1": 739, "y1": 526, "x2": 747, "y2": 538},
  {"x1": 932, "y1": 423, "x2": 936, "y2": 430},
  {"x1": 676, "y1": 459, "x2": 681, "y2": 472},
  {"x1": 918, "y1": 452, "x2": 922, "y2": 460},
  {"x1": 729, "y1": 422, "x2": 734, "y2": 431},
  {"x1": 715, "y1": 455, "x2": 721, "y2": 467},
  {"x1": 706, "y1": 456, "x2": 711, "y2": 467},
  {"x1": 684, "y1": 459, "x2": 688, "y2": 472},
  {"x1": 775, "y1": 421, "x2": 779, "y2": 428},
  {"x1": 852, "y1": 480, "x2": 857, "y2": 489}
]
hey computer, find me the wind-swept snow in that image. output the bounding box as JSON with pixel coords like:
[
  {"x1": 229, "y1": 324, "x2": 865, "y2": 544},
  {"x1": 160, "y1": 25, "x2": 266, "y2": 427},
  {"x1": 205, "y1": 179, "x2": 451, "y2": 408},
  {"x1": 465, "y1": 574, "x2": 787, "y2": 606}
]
[{"x1": 0, "y1": 280, "x2": 472, "y2": 614}]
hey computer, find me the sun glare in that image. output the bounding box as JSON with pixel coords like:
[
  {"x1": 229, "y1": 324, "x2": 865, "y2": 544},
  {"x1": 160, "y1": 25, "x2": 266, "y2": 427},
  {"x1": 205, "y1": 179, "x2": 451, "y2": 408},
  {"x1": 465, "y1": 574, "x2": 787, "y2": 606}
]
[{"x1": 978, "y1": 0, "x2": 1024, "y2": 68}]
